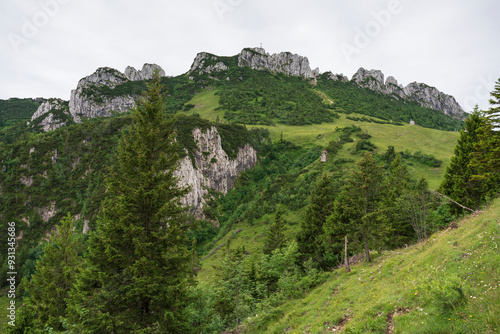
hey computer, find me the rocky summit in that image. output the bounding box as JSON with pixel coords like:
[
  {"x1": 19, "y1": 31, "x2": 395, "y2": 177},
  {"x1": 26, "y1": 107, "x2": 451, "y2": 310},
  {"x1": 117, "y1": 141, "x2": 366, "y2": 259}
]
[
  {"x1": 69, "y1": 64, "x2": 165, "y2": 123},
  {"x1": 351, "y1": 67, "x2": 466, "y2": 119},
  {"x1": 237, "y1": 47, "x2": 320, "y2": 79}
]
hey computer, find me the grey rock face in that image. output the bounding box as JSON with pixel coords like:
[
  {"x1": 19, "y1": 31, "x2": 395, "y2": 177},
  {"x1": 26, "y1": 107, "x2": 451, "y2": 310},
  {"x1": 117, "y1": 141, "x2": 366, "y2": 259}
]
[
  {"x1": 326, "y1": 72, "x2": 349, "y2": 82},
  {"x1": 175, "y1": 127, "x2": 257, "y2": 218},
  {"x1": 29, "y1": 99, "x2": 70, "y2": 132},
  {"x1": 69, "y1": 64, "x2": 165, "y2": 122},
  {"x1": 238, "y1": 47, "x2": 317, "y2": 79},
  {"x1": 188, "y1": 52, "x2": 229, "y2": 75},
  {"x1": 124, "y1": 63, "x2": 165, "y2": 81},
  {"x1": 349, "y1": 67, "x2": 465, "y2": 119},
  {"x1": 403, "y1": 82, "x2": 464, "y2": 118}
]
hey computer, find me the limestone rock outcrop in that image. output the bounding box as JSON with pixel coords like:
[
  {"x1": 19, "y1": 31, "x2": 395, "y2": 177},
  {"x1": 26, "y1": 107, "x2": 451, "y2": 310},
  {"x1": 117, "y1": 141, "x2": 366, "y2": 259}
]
[
  {"x1": 69, "y1": 64, "x2": 165, "y2": 122},
  {"x1": 188, "y1": 52, "x2": 229, "y2": 75},
  {"x1": 237, "y1": 47, "x2": 319, "y2": 79},
  {"x1": 175, "y1": 127, "x2": 258, "y2": 218},
  {"x1": 350, "y1": 67, "x2": 465, "y2": 119},
  {"x1": 124, "y1": 63, "x2": 165, "y2": 81},
  {"x1": 28, "y1": 98, "x2": 70, "y2": 132}
]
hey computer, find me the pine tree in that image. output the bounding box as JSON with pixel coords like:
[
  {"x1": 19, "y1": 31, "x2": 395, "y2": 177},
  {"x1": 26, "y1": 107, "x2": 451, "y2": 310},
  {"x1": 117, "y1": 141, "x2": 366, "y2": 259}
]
[
  {"x1": 296, "y1": 175, "x2": 335, "y2": 268},
  {"x1": 69, "y1": 72, "x2": 194, "y2": 333},
  {"x1": 440, "y1": 110, "x2": 488, "y2": 212},
  {"x1": 263, "y1": 206, "x2": 286, "y2": 255},
  {"x1": 20, "y1": 213, "x2": 83, "y2": 331}
]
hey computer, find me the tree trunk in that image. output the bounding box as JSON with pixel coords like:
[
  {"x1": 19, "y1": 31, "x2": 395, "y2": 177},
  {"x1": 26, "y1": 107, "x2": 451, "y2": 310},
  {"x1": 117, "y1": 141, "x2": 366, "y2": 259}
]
[
  {"x1": 364, "y1": 231, "x2": 371, "y2": 262},
  {"x1": 345, "y1": 236, "x2": 351, "y2": 272}
]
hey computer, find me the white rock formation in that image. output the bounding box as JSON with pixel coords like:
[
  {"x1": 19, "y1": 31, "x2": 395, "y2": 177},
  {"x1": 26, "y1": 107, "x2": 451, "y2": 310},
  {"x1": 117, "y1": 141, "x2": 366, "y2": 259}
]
[
  {"x1": 69, "y1": 64, "x2": 165, "y2": 122},
  {"x1": 349, "y1": 67, "x2": 465, "y2": 119},
  {"x1": 237, "y1": 47, "x2": 318, "y2": 79},
  {"x1": 29, "y1": 99, "x2": 70, "y2": 132},
  {"x1": 174, "y1": 127, "x2": 257, "y2": 217},
  {"x1": 124, "y1": 63, "x2": 165, "y2": 81},
  {"x1": 188, "y1": 52, "x2": 229, "y2": 75}
]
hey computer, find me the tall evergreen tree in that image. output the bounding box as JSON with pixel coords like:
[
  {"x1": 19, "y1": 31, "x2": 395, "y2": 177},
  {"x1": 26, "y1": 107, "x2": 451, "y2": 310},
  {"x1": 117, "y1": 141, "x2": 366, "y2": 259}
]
[
  {"x1": 14, "y1": 214, "x2": 83, "y2": 332},
  {"x1": 69, "y1": 73, "x2": 194, "y2": 333},
  {"x1": 263, "y1": 206, "x2": 286, "y2": 255},
  {"x1": 381, "y1": 154, "x2": 414, "y2": 247},
  {"x1": 296, "y1": 175, "x2": 336, "y2": 268},
  {"x1": 470, "y1": 79, "x2": 500, "y2": 189},
  {"x1": 440, "y1": 110, "x2": 488, "y2": 212},
  {"x1": 323, "y1": 154, "x2": 385, "y2": 262}
]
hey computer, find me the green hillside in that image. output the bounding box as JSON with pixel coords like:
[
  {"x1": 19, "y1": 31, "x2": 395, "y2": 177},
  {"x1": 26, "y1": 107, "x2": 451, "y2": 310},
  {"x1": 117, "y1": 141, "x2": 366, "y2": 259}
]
[
  {"x1": 0, "y1": 98, "x2": 42, "y2": 127},
  {"x1": 243, "y1": 198, "x2": 500, "y2": 333},
  {"x1": 3, "y1": 65, "x2": 498, "y2": 333}
]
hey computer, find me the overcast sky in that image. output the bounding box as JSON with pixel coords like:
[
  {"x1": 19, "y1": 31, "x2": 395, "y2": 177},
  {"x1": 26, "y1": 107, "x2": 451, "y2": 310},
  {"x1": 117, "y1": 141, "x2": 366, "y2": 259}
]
[{"x1": 1, "y1": 0, "x2": 499, "y2": 112}]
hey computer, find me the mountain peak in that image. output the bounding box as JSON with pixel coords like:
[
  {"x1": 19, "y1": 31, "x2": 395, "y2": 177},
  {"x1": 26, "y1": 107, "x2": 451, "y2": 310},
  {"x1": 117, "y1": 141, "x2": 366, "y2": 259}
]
[
  {"x1": 349, "y1": 67, "x2": 465, "y2": 119},
  {"x1": 188, "y1": 47, "x2": 319, "y2": 79}
]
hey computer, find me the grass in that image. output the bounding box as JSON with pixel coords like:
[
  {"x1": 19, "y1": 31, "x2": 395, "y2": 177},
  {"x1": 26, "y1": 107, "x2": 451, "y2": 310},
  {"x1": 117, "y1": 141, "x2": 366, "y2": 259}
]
[
  {"x1": 241, "y1": 198, "x2": 500, "y2": 333},
  {"x1": 178, "y1": 90, "x2": 221, "y2": 122},
  {"x1": 192, "y1": 87, "x2": 461, "y2": 283},
  {"x1": 197, "y1": 210, "x2": 303, "y2": 283},
  {"x1": 181, "y1": 88, "x2": 459, "y2": 189}
]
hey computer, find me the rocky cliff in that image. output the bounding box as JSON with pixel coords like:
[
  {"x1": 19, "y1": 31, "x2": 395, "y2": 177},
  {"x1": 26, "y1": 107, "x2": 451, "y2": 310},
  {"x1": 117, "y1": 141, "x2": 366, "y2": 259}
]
[
  {"x1": 69, "y1": 64, "x2": 165, "y2": 122},
  {"x1": 237, "y1": 47, "x2": 319, "y2": 79},
  {"x1": 188, "y1": 52, "x2": 230, "y2": 76},
  {"x1": 175, "y1": 126, "x2": 257, "y2": 219},
  {"x1": 188, "y1": 47, "x2": 319, "y2": 79},
  {"x1": 351, "y1": 67, "x2": 465, "y2": 119},
  {"x1": 28, "y1": 98, "x2": 71, "y2": 132}
]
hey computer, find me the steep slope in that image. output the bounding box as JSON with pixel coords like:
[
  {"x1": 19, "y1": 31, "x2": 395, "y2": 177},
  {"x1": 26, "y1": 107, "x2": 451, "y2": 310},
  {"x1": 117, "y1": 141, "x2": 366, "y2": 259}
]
[
  {"x1": 243, "y1": 198, "x2": 500, "y2": 333},
  {"x1": 0, "y1": 98, "x2": 43, "y2": 127},
  {"x1": 0, "y1": 115, "x2": 261, "y2": 287}
]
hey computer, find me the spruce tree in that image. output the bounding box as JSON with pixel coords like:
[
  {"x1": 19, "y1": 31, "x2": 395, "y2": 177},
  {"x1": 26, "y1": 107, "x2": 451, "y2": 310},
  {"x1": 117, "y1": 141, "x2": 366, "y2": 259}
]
[
  {"x1": 379, "y1": 154, "x2": 415, "y2": 248},
  {"x1": 440, "y1": 110, "x2": 488, "y2": 212},
  {"x1": 70, "y1": 73, "x2": 194, "y2": 333},
  {"x1": 296, "y1": 175, "x2": 335, "y2": 268},
  {"x1": 470, "y1": 79, "x2": 500, "y2": 188},
  {"x1": 323, "y1": 154, "x2": 385, "y2": 262},
  {"x1": 19, "y1": 213, "x2": 83, "y2": 332},
  {"x1": 263, "y1": 206, "x2": 286, "y2": 255}
]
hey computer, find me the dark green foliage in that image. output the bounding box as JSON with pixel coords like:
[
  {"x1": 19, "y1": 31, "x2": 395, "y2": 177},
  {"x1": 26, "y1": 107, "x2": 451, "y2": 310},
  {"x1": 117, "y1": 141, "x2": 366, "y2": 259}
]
[
  {"x1": 17, "y1": 214, "x2": 84, "y2": 332},
  {"x1": 323, "y1": 154, "x2": 386, "y2": 263},
  {"x1": 470, "y1": 79, "x2": 500, "y2": 189},
  {"x1": 297, "y1": 175, "x2": 337, "y2": 269},
  {"x1": 399, "y1": 149, "x2": 442, "y2": 167},
  {"x1": 354, "y1": 139, "x2": 377, "y2": 153},
  {"x1": 82, "y1": 75, "x2": 200, "y2": 114},
  {"x1": 217, "y1": 69, "x2": 338, "y2": 125},
  {"x1": 440, "y1": 111, "x2": 490, "y2": 212},
  {"x1": 214, "y1": 140, "x2": 323, "y2": 241},
  {"x1": 0, "y1": 98, "x2": 42, "y2": 127},
  {"x1": 346, "y1": 114, "x2": 403, "y2": 126},
  {"x1": 317, "y1": 74, "x2": 463, "y2": 131},
  {"x1": 263, "y1": 206, "x2": 287, "y2": 255},
  {"x1": 68, "y1": 74, "x2": 195, "y2": 332}
]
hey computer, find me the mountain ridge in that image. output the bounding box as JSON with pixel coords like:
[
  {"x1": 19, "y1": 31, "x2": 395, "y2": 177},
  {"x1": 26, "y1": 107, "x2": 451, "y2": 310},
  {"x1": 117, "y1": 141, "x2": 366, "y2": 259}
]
[{"x1": 19, "y1": 47, "x2": 466, "y2": 130}]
